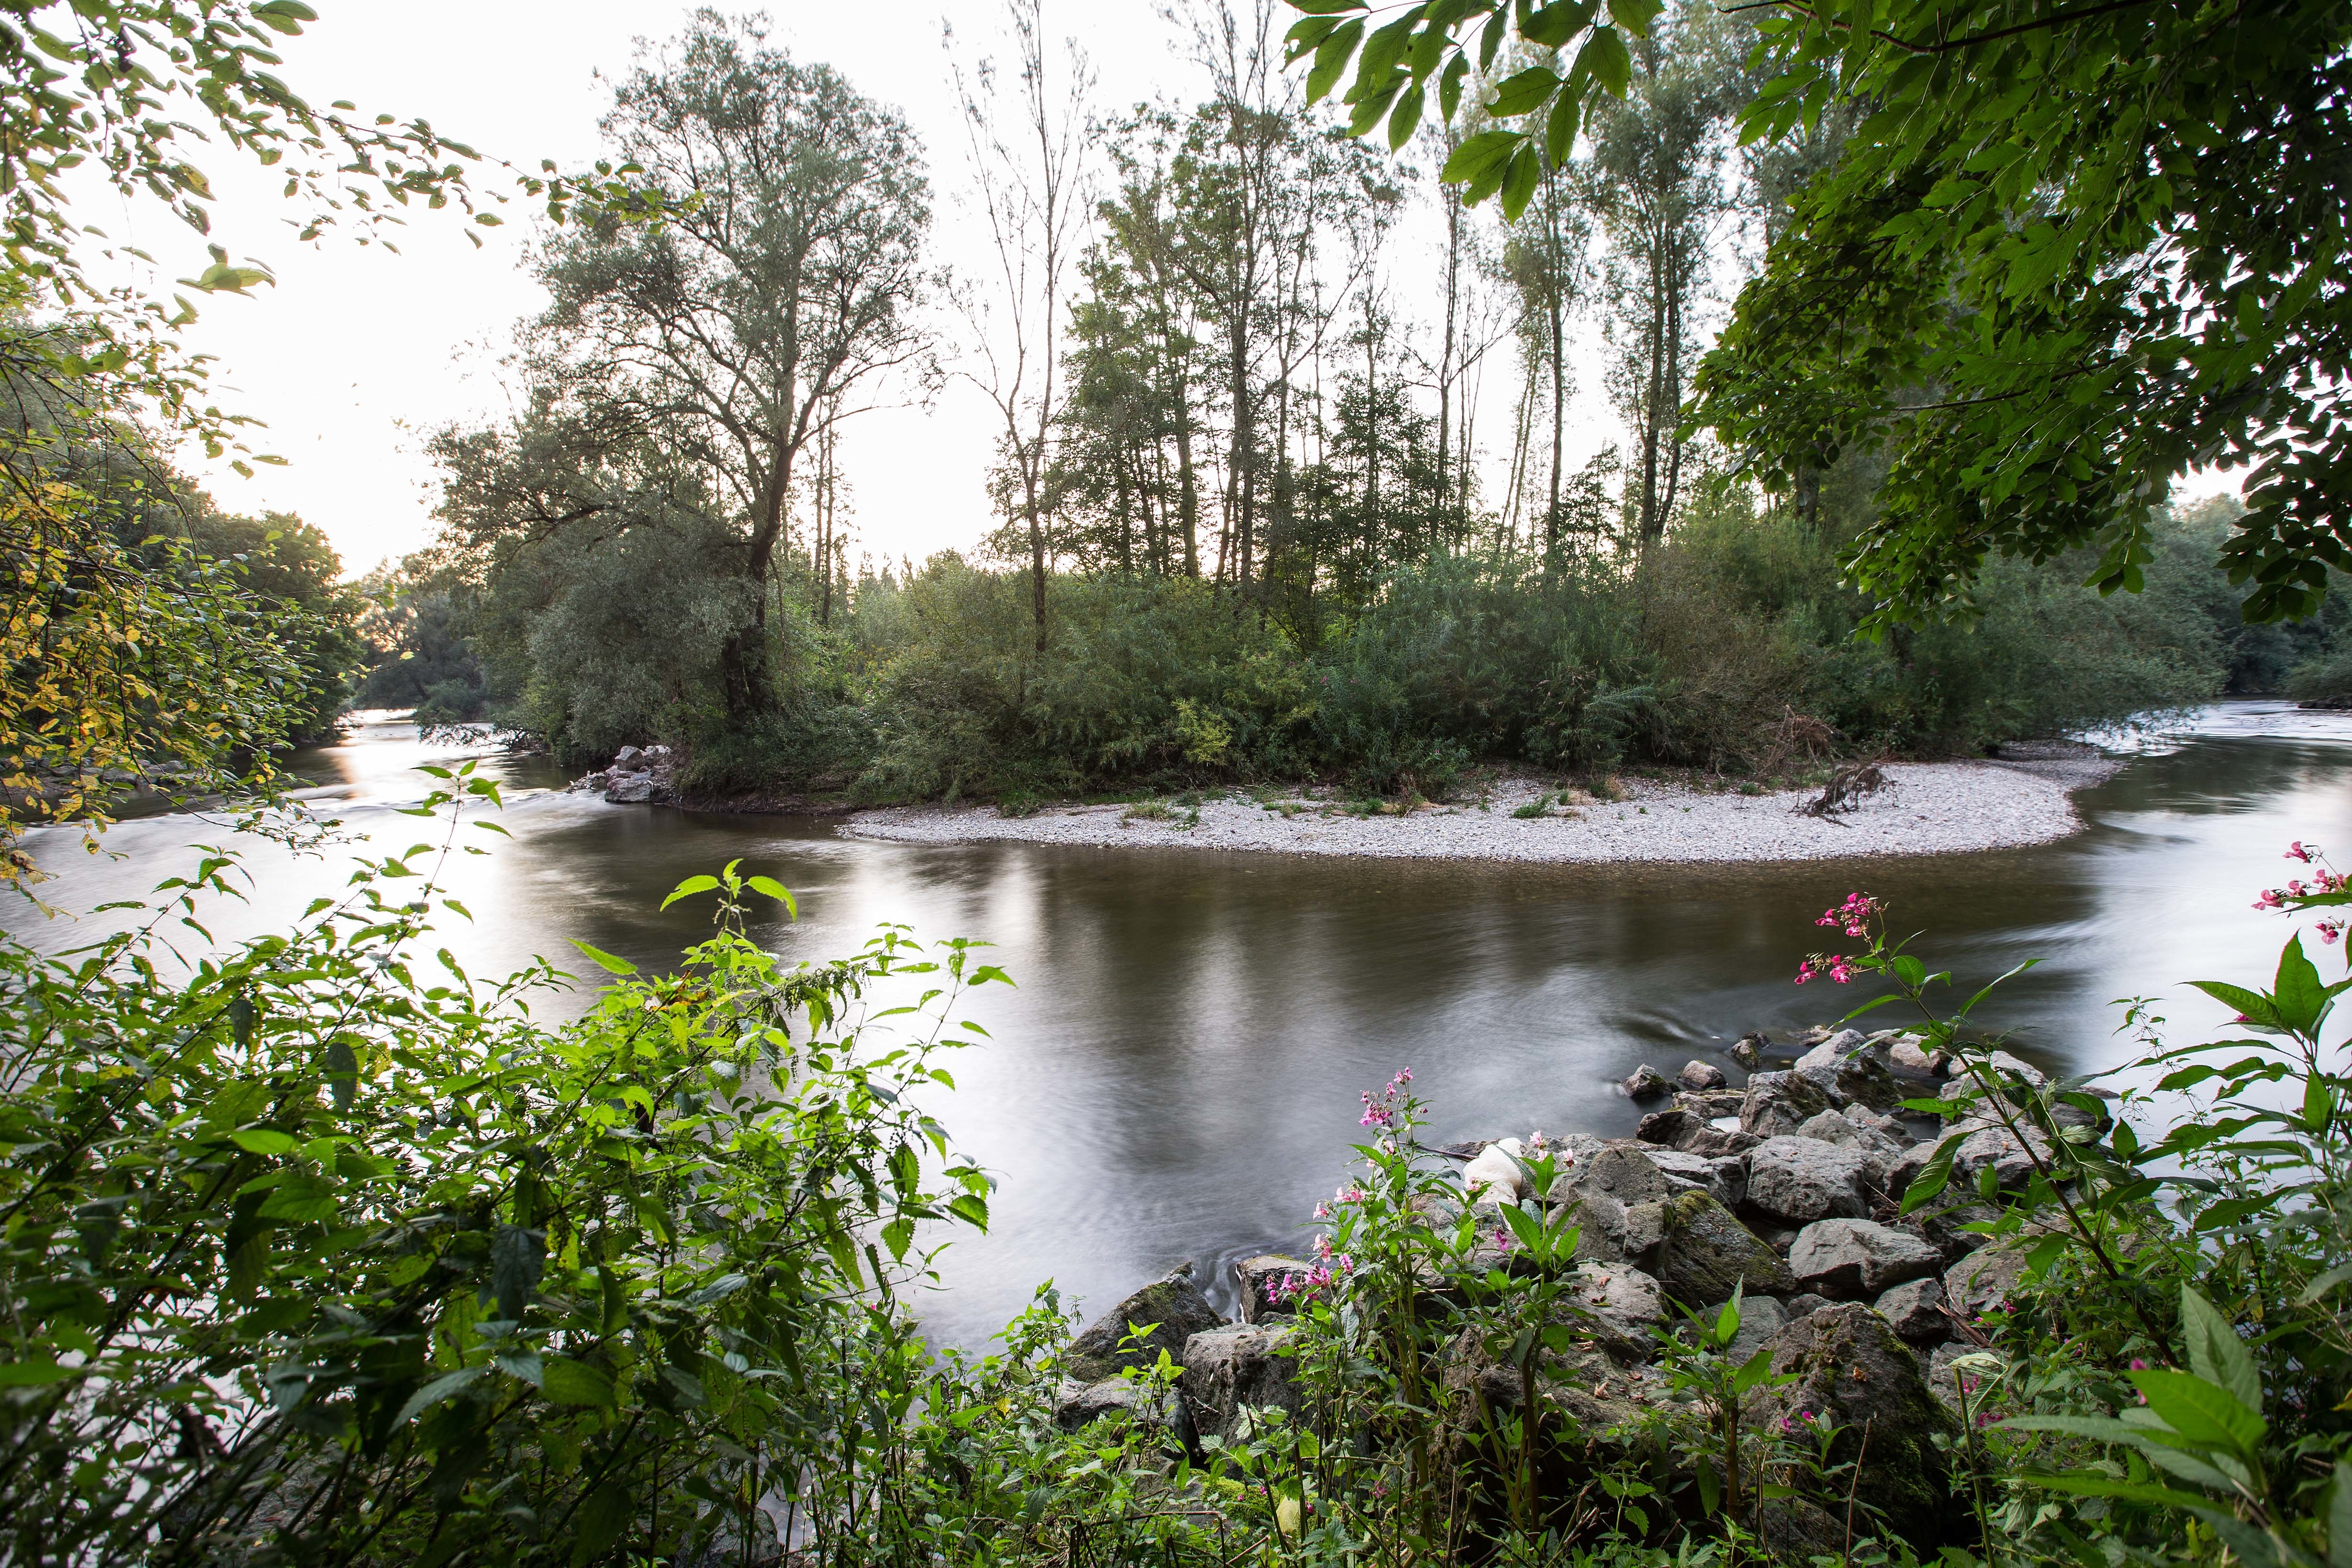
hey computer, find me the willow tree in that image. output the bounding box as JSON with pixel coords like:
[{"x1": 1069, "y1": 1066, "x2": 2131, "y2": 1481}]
[{"x1": 525, "y1": 16, "x2": 930, "y2": 720}]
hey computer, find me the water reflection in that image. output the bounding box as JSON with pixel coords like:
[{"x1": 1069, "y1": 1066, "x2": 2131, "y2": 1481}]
[{"x1": 7, "y1": 703, "x2": 2349, "y2": 1350}]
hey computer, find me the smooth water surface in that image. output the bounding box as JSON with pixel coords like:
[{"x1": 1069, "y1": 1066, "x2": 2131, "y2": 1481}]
[{"x1": 11, "y1": 703, "x2": 2351, "y2": 1350}]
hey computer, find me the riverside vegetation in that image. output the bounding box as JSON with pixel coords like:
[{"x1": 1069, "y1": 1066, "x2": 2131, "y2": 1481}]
[
  {"x1": 5, "y1": 0, "x2": 2352, "y2": 1565},
  {"x1": 5, "y1": 784, "x2": 2352, "y2": 1568}
]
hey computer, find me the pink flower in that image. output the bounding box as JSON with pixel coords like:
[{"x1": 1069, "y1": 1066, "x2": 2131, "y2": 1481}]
[
  {"x1": 2286, "y1": 842, "x2": 2313, "y2": 862},
  {"x1": 2253, "y1": 889, "x2": 2285, "y2": 910},
  {"x1": 2129, "y1": 1358, "x2": 2148, "y2": 1370},
  {"x1": 2318, "y1": 919, "x2": 2344, "y2": 946},
  {"x1": 1491, "y1": 1225, "x2": 1515, "y2": 1254}
]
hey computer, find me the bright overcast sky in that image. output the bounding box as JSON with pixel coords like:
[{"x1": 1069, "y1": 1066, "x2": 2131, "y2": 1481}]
[
  {"x1": 118, "y1": 2, "x2": 2231, "y2": 581},
  {"x1": 128, "y1": 0, "x2": 1582, "y2": 579}
]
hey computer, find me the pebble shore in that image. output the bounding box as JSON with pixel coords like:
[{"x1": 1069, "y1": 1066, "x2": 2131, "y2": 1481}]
[{"x1": 844, "y1": 751, "x2": 2125, "y2": 864}]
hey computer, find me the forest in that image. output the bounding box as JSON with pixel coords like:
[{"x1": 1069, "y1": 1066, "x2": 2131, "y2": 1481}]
[
  {"x1": 2, "y1": 1, "x2": 2352, "y2": 1568},
  {"x1": 327, "y1": 2, "x2": 2347, "y2": 806}
]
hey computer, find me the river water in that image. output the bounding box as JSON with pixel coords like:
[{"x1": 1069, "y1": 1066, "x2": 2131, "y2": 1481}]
[{"x1": 10, "y1": 701, "x2": 2351, "y2": 1351}]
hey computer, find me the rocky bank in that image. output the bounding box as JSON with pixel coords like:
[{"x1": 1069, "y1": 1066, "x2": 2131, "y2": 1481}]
[{"x1": 1050, "y1": 1025, "x2": 2078, "y2": 1546}]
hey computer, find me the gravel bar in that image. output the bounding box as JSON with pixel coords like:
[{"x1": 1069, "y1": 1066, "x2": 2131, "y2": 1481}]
[{"x1": 842, "y1": 754, "x2": 2126, "y2": 864}]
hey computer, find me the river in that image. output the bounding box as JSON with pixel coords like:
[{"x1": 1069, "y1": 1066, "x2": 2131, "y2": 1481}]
[{"x1": 9, "y1": 701, "x2": 2350, "y2": 1351}]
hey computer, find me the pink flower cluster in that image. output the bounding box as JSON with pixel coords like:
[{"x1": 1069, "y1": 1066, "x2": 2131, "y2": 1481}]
[
  {"x1": 1312, "y1": 1183, "x2": 1369, "y2": 1221},
  {"x1": 1491, "y1": 1225, "x2": 1515, "y2": 1254},
  {"x1": 1815, "y1": 892, "x2": 1883, "y2": 939},
  {"x1": 2253, "y1": 843, "x2": 2349, "y2": 943},
  {"x1": 1268, "y1": 1253, "x2": 1354, "y2": 1304},
  {"x1": 1777, "y1": 1408, "x2": 1816, "y2": 1434},
  {"x1": 1359, "y1": 1067, "x2": 1413, "y2": 1128},
  {"x1": 1794, "y1": 955, "x2": 1859, "y2": 986}
]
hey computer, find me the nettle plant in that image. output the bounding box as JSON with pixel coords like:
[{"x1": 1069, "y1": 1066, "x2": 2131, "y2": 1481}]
[
  {"x1": 0, "y1": 762, "x2": 1004, "y2": 1568},
  {"x1": 1792, "y1": 848, "x2": 2352, "y2": 1568}
]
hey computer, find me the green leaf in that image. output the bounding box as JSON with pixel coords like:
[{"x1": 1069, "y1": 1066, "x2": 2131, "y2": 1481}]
[
  {"x1": 1522, "y1": 0, "x2": 1596, "y2": 47},
  {"x1": 661, "y1": 874, "x2": 721, "y2": 911},
  {"x1": 1442, "y1": 130, "x2": 1521, "y2": 185},
  {"x1": 2329, "y1": 1461, "x2": 2352, "y2": 1568},
  {"x1": 569, "y1": 941, "x2": 638, "y2": 976},
  {"x1": 1575, "y1": 25, "x2": 1631, "y2": 99},
  {"x1": 1487, "y1": 65, "x2": 1561, "y2": 118},
  {"x1": 882, "y1": 1215, "x2": 915, "y2": 1262},
  {"x1": 2177, "y1": 1286, "x2": 2262, "y2": 1418},
  {"x1": 744, "y1": 875, "x2": 797, "y2": 917},
  {"x1": 1499, "y1": 144, "x2": 1542, "y2": 220},
  {"x1": 1544, "y1": 90, "x2": 1580, "y2": 165},
  {"x1": 1897, "y1": 1137, "x2": 1958, "y2": 1214},
  {"x1": 393, "y1": 1364, "x2": 484, "y2": 1425},
  {"x1": 1308, "y1": 19, "x2": 1366, "y2": 103},
  {"x1": 571, "y1": 1482, "x2": 633, "y2": 1567},
  {"x1": 1287, "y1": 0, "x2": 1368, "y2": 14},
  {"x1": 2296, "y1": 1261, "x2": 2352, "y2": 1306},
  {"x1": 541, "y1": 1357, "x2": 616, "y2": 1408},
  {"x1": 0, "y1": 1359, "x2": 79, "y2": 1386},
  {"x1": 2129, "y1": 1368, "x2": 2264, "y2": 1456},
  {"x1": 2185, "y1": 980, "x2": 2283, "y2": 1031},
  {"x1": 1606, "y1": 0, "x2": 1662, "y2": 37},
  {"x1": 2274, "y1": 933, "x2": 2326, "y2": 1036},
  {"x1": 230, "y1": 1127, "x2": 298, "y2": 1156},
  {"x1": 948, "y1": 1193, "x2": 990, "y2": 1230},
  {"x1": 1388, "y1": 81, "x2": 1426, "y2": 149}
]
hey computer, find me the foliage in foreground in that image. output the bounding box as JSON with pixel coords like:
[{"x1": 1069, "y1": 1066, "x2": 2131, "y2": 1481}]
[{"x1": 5, "y1": 753, "x2": 2352, "y2": 1568}]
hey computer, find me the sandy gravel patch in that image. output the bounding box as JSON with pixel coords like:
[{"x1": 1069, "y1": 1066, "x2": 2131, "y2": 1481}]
[{"x1": 842, "y1": 754, "x2": 2126, "y2": 864}]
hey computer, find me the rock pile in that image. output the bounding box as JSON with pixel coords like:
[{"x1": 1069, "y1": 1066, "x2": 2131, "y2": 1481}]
[
  {"x1": 571, "y1": 744, "x2": 677, "y2": 805},
  {"x1": 1052, "y1": 1026, "x2": 2049, "y2": 1523}
]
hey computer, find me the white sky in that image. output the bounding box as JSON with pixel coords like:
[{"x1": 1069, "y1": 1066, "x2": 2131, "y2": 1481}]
[
  {"x1": 108, "y1": 1, "x2": 2237, "y2": 581},
  {"x1": 105, "y1": 0, "x2": 1610, "y2": 580}
]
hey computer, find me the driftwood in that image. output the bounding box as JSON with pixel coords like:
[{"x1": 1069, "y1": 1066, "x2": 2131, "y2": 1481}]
[{"x1": 1800, "y1": 760, "x2": 1891, "y2": 818}]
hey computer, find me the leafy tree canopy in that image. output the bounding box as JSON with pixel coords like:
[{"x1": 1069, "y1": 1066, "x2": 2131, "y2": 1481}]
[{"x1": 1290, "y1": 0, "x2": 2352, "y2": 629}]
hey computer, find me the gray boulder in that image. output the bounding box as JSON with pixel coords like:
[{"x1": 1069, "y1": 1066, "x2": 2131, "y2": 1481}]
[
  {"x1": 1948, "y1": 1118, "x2": 2054, "y2": 1188},
  {"x1": 1794, "y1": 1034, "x2": 1905, "y2": 1112},
  {"x1": 605, "y1": 773, "x2": 658, "y2": 804},
  {"x1": 1744, "y1": 1136, "x2": 1883, "y2": 1226},
  {"x1": 1739, "y1": 1070, "x2": 1839, "y2": 1137},
  {"x1": 1943, "y1": 1241, "x2": 2036, "y2": 1320},
  {"x1": 1568, "y1": 1262, "x2": 1668, "y2": 1357},
  {"x1": 1635, "y1": 1108, "x2": 1704, "y2": 1148},
  {"x1": 1744, "y1": 1304, "x2": 1960, "y2": 1547},
  {"x1": 1722, "y1": 1292, "x2": 1790, "y2": 1362},
  {"x1": 1675, "y1": 1089, "x2": 1747, "y2": 1120},
  {"x1": 1232, "y1": 1254, "x2": 1310, "y2": 1323},
  {"x1": 1644, "y1": 1147, "x2": 1746, "y2": 1209},
  {"x1": 1648, "y1": 1189, "x2": 1797, "y2": 1307},
  {"x1": 1179, "y1": 1323, "x2": 1301, "y2": 1439},
  {"x1": 613, "y1": 745, "x2": 644, "y2": 765},
  {"x1": 1786, "y1": 1219, "x2": 1942, "y2": 1299},
  {"x1": 1729, "y1": 1032, "x2": 1767, "y2": 1070},
  {"x1": 1876, "y1": 1277, "x2": 1952, "y2": 1345},
  {"x1": 1782, "y1": 1292, "x2": 1832, "y2": 1321},
  {"x1": 1551, "y1": 1145, "x2": 1677, "y2": 1266},
  {"x1": 1062, "y1": 1263, "x2": 1226, "y2": 1383},
  {"x1": 1677, "y1": 1059, "x2": 1729, "y2": 1091},
  {"x1": 1794, "y1": 1109, "x2": 1907, "y2": 1161},
  {"x1": 1623, "y1": 1063, "x2": 1673, "y2": 1099}
]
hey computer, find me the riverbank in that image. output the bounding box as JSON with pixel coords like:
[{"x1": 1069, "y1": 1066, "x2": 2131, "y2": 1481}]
[{"x1": 843, "y1": 749, "x2": 2126, "y2": 864}]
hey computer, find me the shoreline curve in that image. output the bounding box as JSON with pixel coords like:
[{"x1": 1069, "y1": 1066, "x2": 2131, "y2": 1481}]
[{"x1": 840, "y1": 748, "x2": 2127, "y2": 865}]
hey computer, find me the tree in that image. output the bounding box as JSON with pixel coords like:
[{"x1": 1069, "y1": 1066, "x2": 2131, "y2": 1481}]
[
  {"x1": 1583, "y1": 0, "x2": 1748, "y2": 547},
  {"x1": 949, "y1": 0, "x2": 1095, "y2": 652},
  {"x1": 1294, "y1": 0, "x2": 2352, "y2": 628},
  {"x1": 522, "y1": 14, "x2": 930, "y2": 720},
  {"x1": 1693, "y1": 0, "x2": 2352, "y2": 628}
]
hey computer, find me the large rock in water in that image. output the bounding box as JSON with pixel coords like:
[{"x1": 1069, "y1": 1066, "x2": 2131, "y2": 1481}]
[
  {"x1": 1062, "y1": 1263, "x2": 1225, "y2": 1383},
  {"x1": 1550, "y1": 1145, "x2": 1678, "y2": 1264},
  {"x1": 1744, "y1": 1136, "x2": 1883, "y2": 1226},
  {"x1": 1648, "y1": 1189, "x2": 1796, "y2": 1307},
  {"x1": 1740, "y1": 1070, "x2": 1839, "y2": 1136},
  {"x1": 1232, "y1": 1255, "x2": 1310, "y2": 1323},
  {"x1": 1793, "y1": 1032, "x2": 1905, "y2": 1112},
  {"x1": 1179, "y1": 1324, "x2": 1301, "y2": 1439},
  {"x1": 1786, "y1": 1219, "x2": 1943, "y2": 1299},
  {"x1": 1678, "y1": 1059, "x2": 1728, "y2": 1091},
  {"x1": 1744, "y1": 1304, "x2": 1961, "y2": 1547}
]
